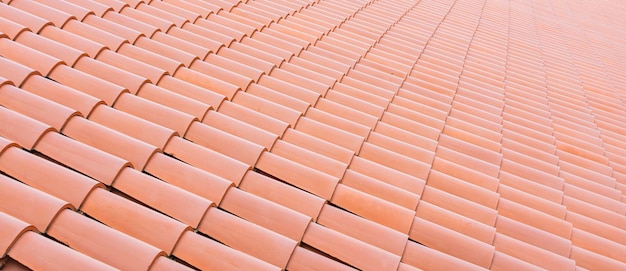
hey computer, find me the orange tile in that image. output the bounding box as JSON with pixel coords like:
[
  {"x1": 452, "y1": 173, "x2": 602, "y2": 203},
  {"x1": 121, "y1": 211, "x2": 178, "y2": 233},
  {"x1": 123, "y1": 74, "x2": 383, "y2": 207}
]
[
  {"x1": 359, "y1": 142, "x2": 431, "y2": 179},
  {"x1": 137, "y1": 83, "x2": 213, "y2": 119},
  {"x1": 271, "y1": 140, "x2": 347, "y2": 178},
  {"x1": 73, "y1": 56, "x2": 150, "y2": 94},
  {"x1": 144, "y1": 152, "x2": 232, "y2": 204},
  {"x1": 416, "y1": 201, "x2": 496, "y2": 244},
  {"x1": 156, "y1": 76, "x2": 225, "y2": 110},
  {"x1": 245, "y1": 83, "x2": 311, "y2": 112},
  {"x1": 401, "y1": 241, "x2": 485, "y2": 271},
  {"x1": 349, "y1": 156, "x2": 426, "y2": 195},
  {"x1": 318, "y1": 204, "x2": 408, "y2": 256},
  {"x1": 570, "y1": 245, "x2": 626, "y2": 271},
  {"x1": 87, "y1": 104, "x2": 174, "y2": 148},
  {"x1": 314, "y1": 98, "x2": 379, "y2": 128},
  {"x1": 113, "y1": 93, "x2": 196, "y2": 135},
  {"x1": 493, "y1": 233, "x2": 576, "y2": 271},
  {"x1": 217, "y1": 46, "x2": 276, "y2": 73},
  {"x1": 302, "y1": 222, "x2": 401, "y2": 271},
  {"x1": 61, "y1": 116, "x2": 158, "y2": 170},
  {"x1": 163, "y1": 136, "x2": 249, "y2": 185},
  {"x1": 332, "y1": 81, "x2": 390, "y2": 108},
  {"x1": 183, "y1": 22, "x2": 235, "y2": 48},
  {"x1": 381, "y1": 112, "x2": 441, "y2": 140},
  {"x1": 151, "y1": 31, "x2": 210, "y2": 60},
  {"x1": 331, "y1": 184, "x2": 415, "y2": 233},
  {"x1": 195, "y1": 19, "x2": 246, "y2": 42},
  {"x1": 113, "y1": 167, "x2": 214, "y2": 228},
  {"x1": 571, "y1": 228, "x2": 626, "y2": 263},
  {"x1": 0, "y1": 145, "x2": 101, "y2": 209},
  {"x1": 286, "y1": 246, "x2": 357, "y2": 271},
  {"x1": 0, "y1": 16, "x2": 30, "y2": 40},
  {"x1": 14, "y1": 31, "x2": 85, "y2": 67},
  {"x1": 219, "y1": 187, "x2": 311, "y2": 241},
  {"x1": 205, "y1": 53, "x2": 265, "y2": 82},
  {"x1": 216, "y1": 101, "x2": 289, "y2": 136},
  {"x1": 281, "y1": 128, "x2": 355, "y2": 164},
  {"x1": 232, "y1": 91, "x2": 302, "y2": 126},
  {"x1": 81, "y1": 187, "x2": 189, "y2": 254},
  {"x1": 171, "y1": 231, "x2": 280, "y2": 271},
  {"x1": 0, "y1": 2, "x2": 52, "y2": 34},
  {"x1": 8, "y1": 230, "x2": 116, "y2": 271},
  {"x1": 421, "y1": 186, "x2": 497, "y2": 226},
  {"x1": 0, "y1": 212, "x2": 36, "y2": 261},
  {"x1": 255, "y1": 151, "x2": 338, "y2": 200},
  {"x1": 62, "y1": 18, "x2": 130, "y2": 52},
  {"x1": 102, "y1": 10, "x2": 160, "y2": 38},
  {"x1": 138, "y1": 2, "x2": 192, "y2": 26},
  {"x1": 489, "y1": 251, "x2": 543, "y2": 271},
  {"x1": 287, "y1": 57, "x2": 345, "y2": 81},
  {"x1": 409, "y1": 217, "x2": 495, "y2": 268},
  {"x1": 0, "y1": 55, "x2": 39, "y2": 88},
  {"x1": 190, "y1": 60, "x2": 253, "y2": 90},
  {"x1": 150, "y1": 256, "x2": 195, "y2": 271},
  {"x1": 427, "y1": 170, "x2": 499, "y2": 208},
  {"x1": 342, "y1": 169, "x2": 420, "y2": 210},
  {"x1": 564, "y1": 183, "x2": 626, "y2": 215},
  {"x1": 185, "y1": 121, "x2": 265, "y2": 165},
  {"x1": 116, "y1": 43, "x2": 182, "y2": 75},
  {"x1": 257, "y1": 74, "x2": 321, "y2": 104},
  {"x1": 0, "y1": 174, "x2": 71, "y2": 232},
  {"x1": 48, "y1": 64, "x2": 128, "y2": 106},
  {"x1": 497, "y1": 212, "x2": 573, "y2": 255},
  {"x1": 295, "y1": 116, "x2": 365, "y2": 152},
  {"x1": 174, "y1": 67, "x2": 240, "y2": 99},
  {"x1": 0, "y1": 84, "x2": 79, "y2": 131},
  {"x1": 149, "y1": 0, "x2": 203, "y2": 23},
  {"x1": 431, "y1": 156, "x2": 499, "y2": 191},
  {"x1": 374, "y1": 121, "x2": 438, "y2": 152},
  {"x1": 0, "y1": 104, "x2": 55, "y2": 151},
  {"x1": 198, "y1": 207, "x2": 297, "y2": 268}
]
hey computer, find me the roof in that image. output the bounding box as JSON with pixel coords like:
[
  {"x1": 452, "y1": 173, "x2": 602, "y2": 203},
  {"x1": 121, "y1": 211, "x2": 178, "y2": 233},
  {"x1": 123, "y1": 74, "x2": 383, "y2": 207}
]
[{"x1": 1, "y1": 0, "x2": 626, "y2": 270}]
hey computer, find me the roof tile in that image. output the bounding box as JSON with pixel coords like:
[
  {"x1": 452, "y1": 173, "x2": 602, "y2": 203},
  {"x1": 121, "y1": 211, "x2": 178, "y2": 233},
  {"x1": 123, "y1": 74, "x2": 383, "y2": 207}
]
[
  {"x1": 47, "y1": 209, "x2": 164, "y2": 271},
  {"x1": 8, "y1": 230, "x2": 116, "y2": 270},
  {"x1": 0, "y1": 174, "x2": 72, "y2": 232},
  {"x1": 302, "y1": 222, "x2": 401, "y2": 271},
  {"x1": 0, "y1": 146, "x2": 102, "y2": 209}
]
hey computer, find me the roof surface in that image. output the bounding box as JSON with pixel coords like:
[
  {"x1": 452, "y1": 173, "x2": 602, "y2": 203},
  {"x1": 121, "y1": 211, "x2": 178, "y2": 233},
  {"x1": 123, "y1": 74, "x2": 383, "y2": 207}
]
[{"x1": 1, "y1": 0, "x2": 626, "y2": 270}]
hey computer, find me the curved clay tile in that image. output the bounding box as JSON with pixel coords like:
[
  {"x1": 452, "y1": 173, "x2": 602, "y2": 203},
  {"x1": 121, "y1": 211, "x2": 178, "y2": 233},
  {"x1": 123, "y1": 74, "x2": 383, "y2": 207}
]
[
  {"x1": 103, "y1": 10, "x2": 160, "y2": 39},
  {"x1": 216, "y1": 101, "x2": 289, "y2": 136},
  {"x1": 9, "y1": 0, "x2": 76, "y2": 29},
  {"x1": 0, "y1": 212, "x2": 37, "y2": 258},
  {"x1": 349, "y1": 156, "x2": 426, "y2": 195},
  {"x1": 0, "y1": 56, "x2": 40, "y2": 88},
  {"x1": 80, "y1": 187, "x2": 191, "y2": 254},
  {"x1": 373, "y1": 121, "x2": 438, "y2": 153},
  {"x1": 61, "y1": 116, "x2": 159, "y2": 171},
  {"x1": 34, "y1": 131, "x2": 130, "y2": 186},
  {"x1": 302, "y1": 222, "x2": 401, "y2": 271},
  {"x1": 281, "y1": 128, "x2": 355, "y2": 164},
  {"x1": 172, "y1": 230, "x2": 280, "y2": 271},
  {"x1": 189, "y1": 60, "x2": 253, "y2": 90},
  {"x1": 217, "y1": 46, "x2": 275, "y2": 73},
  {"x1": 8, "y1": 230, "x2": 117, "y2": 270},
  {"x1": 317, "y1": 204, "x2": 408, "y2": 256},
  {"x1": 0, "y1": 16, "x2": 31, "y2": 40},
  {"x1": 219, "y1": 187, "x2": 311, "y2": 241},
  {"x1": 197, "y1": 207, "x2": 297, "y2": 268},
  {"x1": 271, "y1": 140, "x2": 347, "y2": 178},
  {"x1": 174, "y1": 67, "x2": 240, "y2": 99},
  {"x1": 144, "y1": 152, "x2": 233, "y2": 204},
  {"x1": 202, "y1": 110, "x2": 278, "y2": 149},
  {"x1": 0, "y1": 174, "x2": 73, "y2": 232},
  {"x1": 250, "y1": 31, "x2": 306, "y2": 55},
  {"x1": 150, "y1": 256, "x2": 196, "y2": 271},
  {"x1": 162, "y1": 0, "x2": 215, "y2": 19},
  {"x1": 139, "y1": 83, "x2": 213, "y2": 120},
  {"x1": 0, "y1": 84, "x2": 80, "y2": 131},
  {"x1": 21, "y1": 73, "x2": 103, "y2": 118},
  {"x1": 0, "y1": 105, "x2": 55, "y2": 150},
  {"x1": 401, "y1": 241, "x2": 486, "y2": 271},
  {"x1": 0, "y1": 146, "x2": 102, "y2": 209},
  {"x1": 421, "y1": 186, "x2": 498, "y2": 226},
  {"x1": 416, "y1": 201, "x2": 496, "y2": 244},
  {"x1": 62, "y1": 18, "x2": 128, "y2": 52},
  {"x1": 341, "y1": 169, "x2": 420, "y2": 210},
  {"x1": 205, "y1": 53, "x2": 265, "y2": 82},
  {"x1": 164, "y1": 136, "x2": 249, "y2": 184},
  {"x1": 246, "y1": 83, "x2": 311, "y2": 113},
  {"x1": 185, "y1": 120, "x2": 265, "y2": 165},
  {"x1": 493, "y1": 233, "x2": 576, "y2": 271},
  {"x1": 287, "y1": 246, "x2": 357, "y2": 271},
  {"x1": 427, "y1": 170, "x2": 499, "y2": 209},
  {"x1": 0, "y1": 3, "x2": 52, "y2": 34},
  {"x1": 15, "y1": 31, "x2": 86, "y2": 67},
  {"x1": 47, "y1": 209, "x2": 165, "y2": 271},
  {"x1": 232, "y1": 91, "x2": 302, "y2": 126}
]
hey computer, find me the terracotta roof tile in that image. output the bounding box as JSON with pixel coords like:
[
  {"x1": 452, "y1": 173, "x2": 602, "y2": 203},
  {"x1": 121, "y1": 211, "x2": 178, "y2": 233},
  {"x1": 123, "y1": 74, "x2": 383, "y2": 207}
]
[{"x1": 4, "y1": 0, "x2": 626, "y2": 269}]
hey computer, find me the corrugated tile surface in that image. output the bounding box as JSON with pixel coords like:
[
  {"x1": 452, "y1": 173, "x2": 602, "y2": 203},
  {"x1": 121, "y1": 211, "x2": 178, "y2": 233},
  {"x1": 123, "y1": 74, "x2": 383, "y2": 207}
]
[{"x1": 1, "y1": 0, "x2": 626, "y2": 270}]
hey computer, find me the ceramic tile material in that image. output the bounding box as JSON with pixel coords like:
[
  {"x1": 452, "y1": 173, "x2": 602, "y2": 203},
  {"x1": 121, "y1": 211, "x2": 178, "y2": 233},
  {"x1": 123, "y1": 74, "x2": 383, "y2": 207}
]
[{"x1": 1, "y1": 0, "x2": 626, "y2": 270}]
